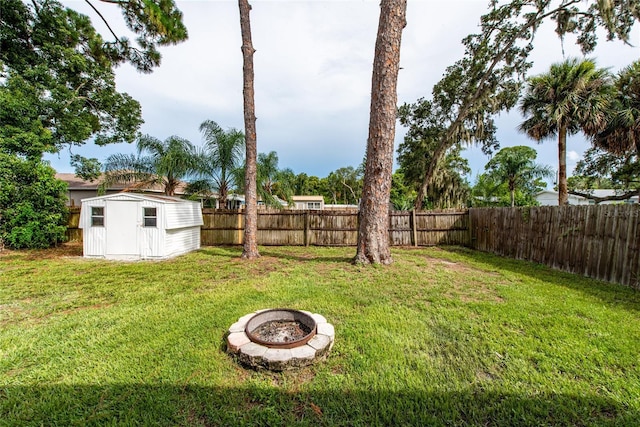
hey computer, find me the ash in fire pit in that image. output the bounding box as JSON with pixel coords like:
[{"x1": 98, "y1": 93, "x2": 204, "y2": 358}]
[
  {"x1": 252, "y1": 320, "x2": 312, "y2": 344},
  {"x1": 245, "y1": 309, "x2": 317, "y2": 349}
]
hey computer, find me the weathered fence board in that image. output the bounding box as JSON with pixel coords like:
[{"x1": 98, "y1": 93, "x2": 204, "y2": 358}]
[
  {"x1": 470, "y1": 205, "x2": 640, "y2": 289},
  {"x1": 308, "y1": 211, "x2": 359, "y2": 246},
  {"x1": 66, "y1": 207, "x2": 82, "y2": 242}
]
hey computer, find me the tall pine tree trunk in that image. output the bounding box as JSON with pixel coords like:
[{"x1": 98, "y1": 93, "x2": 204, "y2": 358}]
[
  {"x1": 354, "y1": 0, "x2": 407, "y2": 265},
  {"x1": 239, "y1": 0, "x2": 259, "y2": 259},
  {"x1": 558, "y1": 124, "x2": 568, "y2": 206}
]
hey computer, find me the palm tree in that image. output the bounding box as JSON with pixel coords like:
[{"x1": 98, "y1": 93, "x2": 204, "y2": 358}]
[
  {"x1": 188, "y1": 120, "x2": 244, "y2": 208},
  {"x1": 232, "y1": 151, "x2": 295, "y2": 208},
  {"x1": 103, "y1": 135, "x2": 198, "y2": 196},
  {"x1": 484, "y1": 146, "x2": 553, "y2": 207},
  {"x1": 254, "y1": 151, "x2": 293, "y2": 207},
  {"x1": 577, "y1": 60, "x2": 640, "y2": 202},
  {"x1": 588, "y1": 60, "x2": 640, "y2": 157},
  {"x1": 519, "y1": 58, "x2": 612, "y2": 205}
]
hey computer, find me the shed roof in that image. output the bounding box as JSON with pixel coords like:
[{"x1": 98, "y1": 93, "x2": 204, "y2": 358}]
[{"x1": 80, "y1": 192, "x2": 198, "y2": 204}]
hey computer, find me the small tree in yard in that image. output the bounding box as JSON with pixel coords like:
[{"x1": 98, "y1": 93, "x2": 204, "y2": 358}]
[
  {"x1": 354, "y1": 0, "x2": 407, "y2": 265},
  {"x1": 0, "y1": 154, "x2": 68, "y2": 249}
]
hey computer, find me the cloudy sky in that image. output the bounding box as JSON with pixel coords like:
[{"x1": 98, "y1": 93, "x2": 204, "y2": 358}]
[{"x1": 48, "y1": 0, "x2": 639, "y2": 183}]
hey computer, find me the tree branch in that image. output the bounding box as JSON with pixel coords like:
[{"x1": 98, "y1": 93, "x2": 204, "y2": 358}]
[
  {"x1": 84, "y1": 0, "x2": 120, "y2": 42},
  {"x1": 30, "y1": 0, "x2": 40, "y2": 14},
  {"x1": 569, "y1": 189, "x2": 639, "y2": 203}
]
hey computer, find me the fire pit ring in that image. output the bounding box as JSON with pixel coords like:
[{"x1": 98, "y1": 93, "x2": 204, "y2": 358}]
[
  {"x1": 227, "y1": 309, "x2": 334, "y2": 371},
  {"x1": 245, "y1": 309, "x2": 317, "y2": 349}
]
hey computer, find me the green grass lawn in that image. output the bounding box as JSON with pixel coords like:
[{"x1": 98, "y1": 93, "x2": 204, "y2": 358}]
[{"x1": 1, "y1": 244, "x2": 639, "y2": 426}]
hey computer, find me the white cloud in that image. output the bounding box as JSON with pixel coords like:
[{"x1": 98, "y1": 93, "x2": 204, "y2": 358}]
[{"x1": 568, "y1": 150, "x2": 582, "y2": 163}]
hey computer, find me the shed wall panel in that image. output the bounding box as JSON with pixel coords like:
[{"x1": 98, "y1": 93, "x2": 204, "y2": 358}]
[
  {"x1": 83, "y1": 226, "x2": 106, "y2": 257},
  {"x1": 81, "y1": 199, "x2": 107, "y2": 257},
  {"x1": 165, "y1": 203, "x2": 203, "y2": 229},
  {"x1": 165, "y1": 227, "x2": 201, "y2": 258},
  {"x1": 139, "y1": 223, "x2": 165, "y2": 258},
  {"x1": 138, "y1": 199, "x2": 166, "y2": 258}
]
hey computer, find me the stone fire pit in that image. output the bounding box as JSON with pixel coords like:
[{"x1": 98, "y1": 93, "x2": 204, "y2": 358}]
[{"x1": 227, "y1": 309, "x2": 334, "y2": 371}]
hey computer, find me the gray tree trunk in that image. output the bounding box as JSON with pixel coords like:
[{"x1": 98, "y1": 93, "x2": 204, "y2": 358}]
[
  {"x1": 239, "y1": 0, "x2": 259, "y2": 259},
  {"x1": 354, "y1": 0, "x2": 407, "y2": 265},
  {"x1": 558, "y1": 124, "x2": 568, "y2": 206}
]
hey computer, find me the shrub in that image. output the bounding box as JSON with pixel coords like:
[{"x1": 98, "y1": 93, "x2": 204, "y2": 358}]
[{"x1": 0, "y1": 154, "x2": 68, "y2": 249}]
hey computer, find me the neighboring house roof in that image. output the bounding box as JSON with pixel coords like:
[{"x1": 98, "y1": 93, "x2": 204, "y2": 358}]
[{"x1": 55, "y1": 173, "x2": 188, "y2": 195}]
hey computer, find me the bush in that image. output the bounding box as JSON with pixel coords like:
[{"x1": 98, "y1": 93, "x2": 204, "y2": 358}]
[{"x1": 0, "y1": 154, "x2": 68, "y2": 249}]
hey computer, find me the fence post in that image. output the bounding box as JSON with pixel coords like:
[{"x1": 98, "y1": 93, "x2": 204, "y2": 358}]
[
  {"x1": 411, "y1": 209, "x2": 417, "y2": 247},
  {"x1": 304, "y1": 211, "x2": 310, "y2": 247},
  {"x1": 237, "y1": 211, "x2": 243, "y2": 244}
]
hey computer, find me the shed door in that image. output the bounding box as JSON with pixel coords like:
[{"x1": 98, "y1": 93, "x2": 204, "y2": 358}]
[{"x1": 106, "y1": 201, "x2": 138, "y2": 256}]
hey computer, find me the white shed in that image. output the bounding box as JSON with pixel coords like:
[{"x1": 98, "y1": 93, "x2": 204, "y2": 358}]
[{"x1": 79, "y1": 193, "x2": 203, "y2": 260}]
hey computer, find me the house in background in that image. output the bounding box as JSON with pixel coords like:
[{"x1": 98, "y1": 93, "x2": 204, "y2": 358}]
[
  {"x1": 536, "y1": 190, "x2": 639, "y2": 206},
  {"x1": 56, "y1": 173, "x2": 190, "y2": 207},
  {"x1": 79, "y1": 193, "x2": 203, "y2": 260},
  {"x1": 292, "y1": 195, "x2": 324, "y2": 210}
]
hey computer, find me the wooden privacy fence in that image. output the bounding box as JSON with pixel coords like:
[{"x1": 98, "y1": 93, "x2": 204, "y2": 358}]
[
  {"x1": 469, "y1": 205, "x2": 640, "y2": 289},
  {"x1": 66, "y1": 208, "x2": 470, "y2": 247},
  {"x1": 201, "y1": 209, "x2": 470, "y2": 247},
  {"x1": 66, "y1": 205, "x2": 640, "y2": 288}
]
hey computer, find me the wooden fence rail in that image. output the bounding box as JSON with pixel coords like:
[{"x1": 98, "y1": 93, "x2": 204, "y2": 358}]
[{"x1": 469, "y1": 205, "x2": 640, "y2": 289}]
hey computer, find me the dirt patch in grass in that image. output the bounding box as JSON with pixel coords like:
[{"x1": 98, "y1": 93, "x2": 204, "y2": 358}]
[
  {"x1": 425, "y1": 257, "x2": 497, "y2": 276},
  {"x1": 422, "y1": 257, "x2": 505, "y2": 303},
  {"x1": 54, "y1": 303, "x2": 114, "y2": 318},
  {"x1": 0, "y1": 303, "x2": 34, "y2": 325},
  {"x1": 0, "y1": 243, "x2": 83, "y2": 260},
  {"x1": 231, "y1": 255, "x2": 282, "y2": 275},
  {"x1": 1, "y1": 300, "x2": 114, "y2": 326}
]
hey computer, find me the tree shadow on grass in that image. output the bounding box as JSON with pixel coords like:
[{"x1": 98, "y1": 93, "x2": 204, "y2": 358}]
[
  {"x1": 197, "y1": 246, "x2": 243, "y2": 259},
  {"x1": 1, "y1": 383, "x2": 637, "y2": 426},
  {"x1": 439, "y1": 246, "x2": 640, "y2": 313},
  {"x1": 196, "y1": 246, "x2": 354, "y2": 266},
  {"x1": 259, "y1": 247, "x2": 354, "y2": 265}
]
